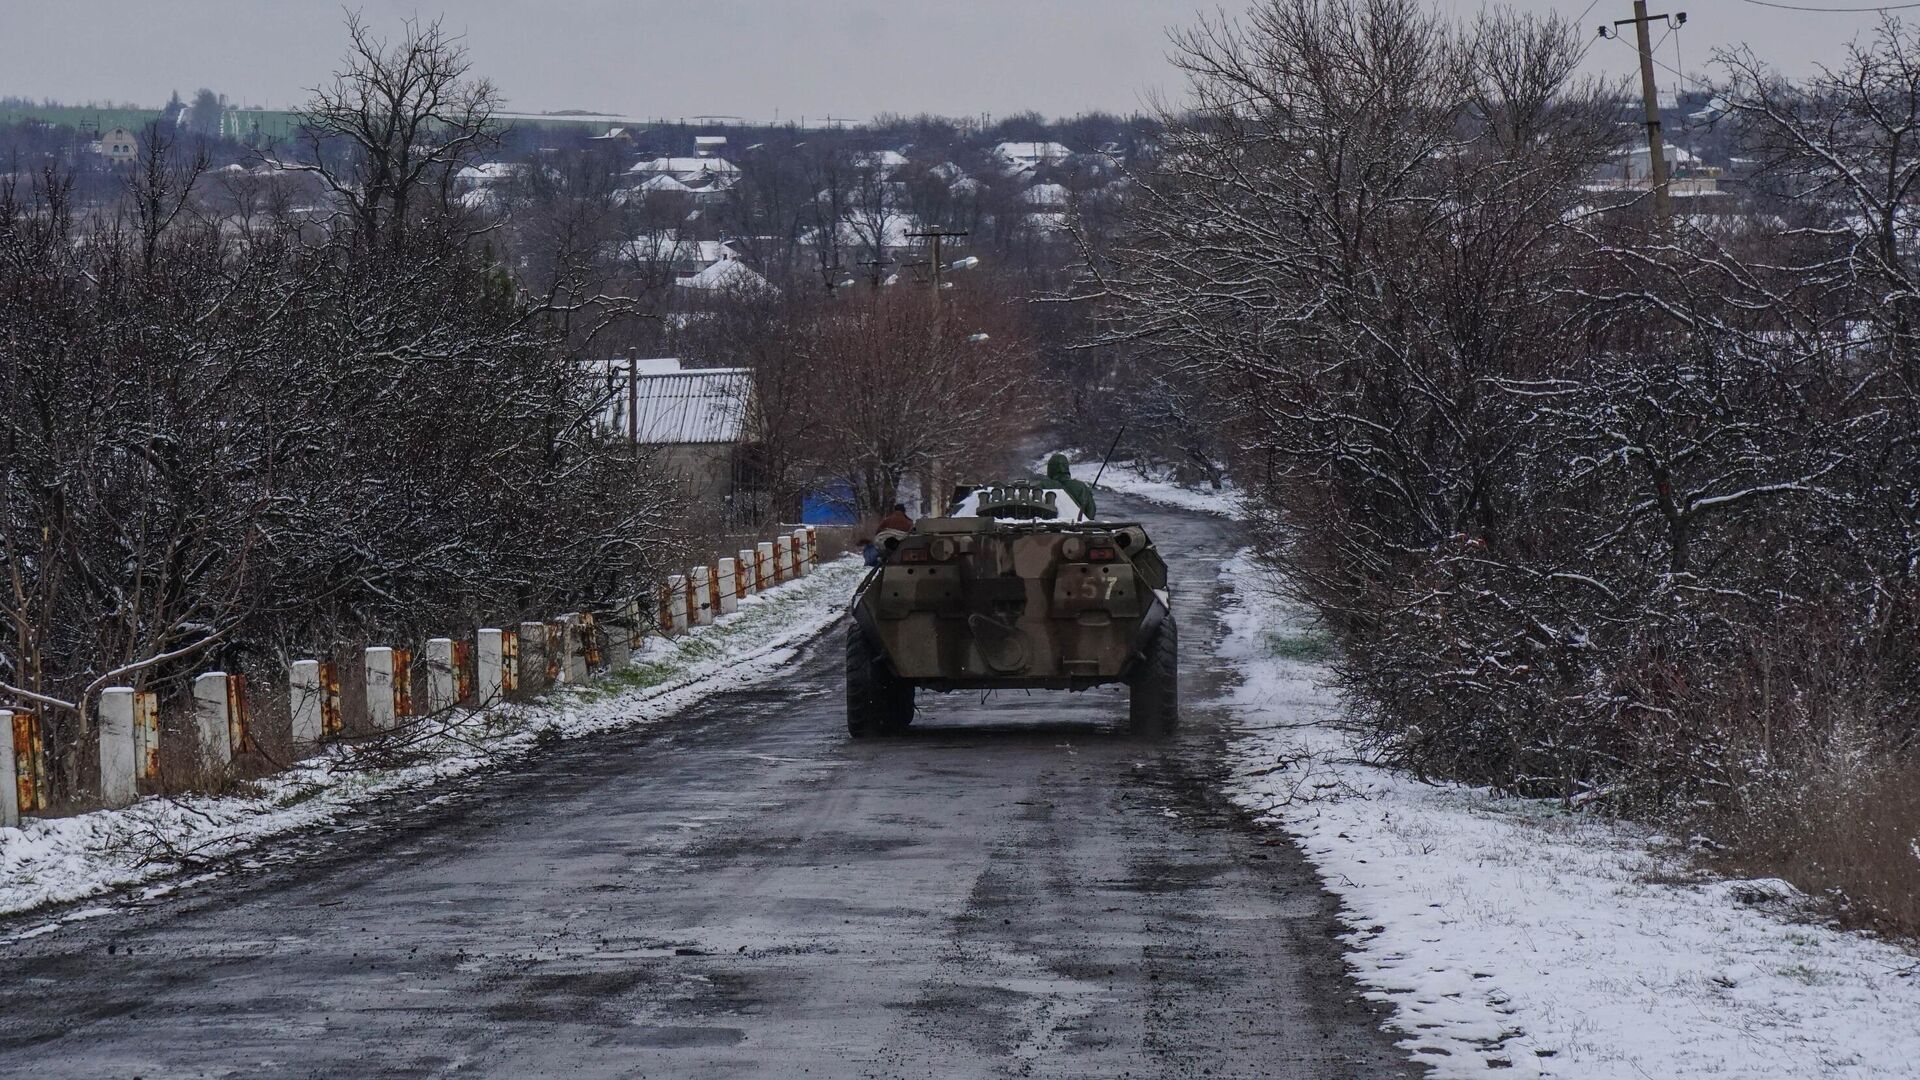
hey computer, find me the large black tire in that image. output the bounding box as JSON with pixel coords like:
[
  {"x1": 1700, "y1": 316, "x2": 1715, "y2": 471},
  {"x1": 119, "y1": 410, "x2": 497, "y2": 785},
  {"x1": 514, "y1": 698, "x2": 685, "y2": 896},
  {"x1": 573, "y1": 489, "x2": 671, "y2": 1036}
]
[
  {"x1": 1128, "y1": 616, "x2": 1179, "y2": 736},
  {"x1": 847, "y1": 624, "x2": 914, "y2": 738}
]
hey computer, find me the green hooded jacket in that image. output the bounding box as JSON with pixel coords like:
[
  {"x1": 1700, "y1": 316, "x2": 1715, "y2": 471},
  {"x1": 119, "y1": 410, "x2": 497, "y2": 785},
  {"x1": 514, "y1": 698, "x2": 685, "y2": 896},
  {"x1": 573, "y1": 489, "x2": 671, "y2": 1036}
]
[{"x1": 1046, "y1": 454, "x2": 1097, "y2": 521}]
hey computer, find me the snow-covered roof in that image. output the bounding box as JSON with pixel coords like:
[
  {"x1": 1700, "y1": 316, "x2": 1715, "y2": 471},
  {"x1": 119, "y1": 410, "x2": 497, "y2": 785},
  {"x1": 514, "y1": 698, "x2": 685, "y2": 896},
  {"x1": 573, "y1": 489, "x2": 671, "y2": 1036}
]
[
  {"x1": 856, "y1": 150, "x2": 909, "y2": 171},
  {"x1": 628, "y1": 156, "x2": 740, "y2": 176},
  {"x1": 455, "y1": 162, "x2": 524, "y2": 183},
  {"x1": 621, "y1": 365, "x2": 752, "y2": 445},
  {"x1": 675, "y1": 257, "x2": 773, "y2": 293},
  {"x1": 1022, "y1": 182, "x2": 1070, "y2": 207},
  {"x1": 993, "y1": 141, "x2": 1073, "y2": 170},
  {"x1": 639, "y1": 173, "x2": 695, "y2": 194}
]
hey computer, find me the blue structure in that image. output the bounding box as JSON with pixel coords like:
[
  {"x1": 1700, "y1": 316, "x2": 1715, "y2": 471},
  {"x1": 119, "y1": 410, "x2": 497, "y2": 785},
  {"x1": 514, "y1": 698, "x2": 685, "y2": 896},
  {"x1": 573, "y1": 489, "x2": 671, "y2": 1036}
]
[{"x1": 801, "y1": 481, "x2": 859, "y2": 525}]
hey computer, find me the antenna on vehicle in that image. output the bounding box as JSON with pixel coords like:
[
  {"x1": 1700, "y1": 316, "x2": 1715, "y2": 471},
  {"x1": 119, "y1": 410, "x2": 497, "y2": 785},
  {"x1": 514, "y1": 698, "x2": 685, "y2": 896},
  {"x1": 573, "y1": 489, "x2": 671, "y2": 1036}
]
[{"x1": 1091, "y1": 427, "x2": 1126, "y2": 491}]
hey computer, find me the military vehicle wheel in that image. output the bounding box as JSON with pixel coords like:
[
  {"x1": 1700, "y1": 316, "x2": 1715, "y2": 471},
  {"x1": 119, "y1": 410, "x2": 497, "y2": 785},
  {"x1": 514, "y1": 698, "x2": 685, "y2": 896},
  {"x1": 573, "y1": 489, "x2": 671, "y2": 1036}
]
[
  {"x1": 847, "y1": 625, "x2": 914, "y2": 737},
  {"x1": 1128, "y1": 616, "x2": 1179, "y2": 736}
]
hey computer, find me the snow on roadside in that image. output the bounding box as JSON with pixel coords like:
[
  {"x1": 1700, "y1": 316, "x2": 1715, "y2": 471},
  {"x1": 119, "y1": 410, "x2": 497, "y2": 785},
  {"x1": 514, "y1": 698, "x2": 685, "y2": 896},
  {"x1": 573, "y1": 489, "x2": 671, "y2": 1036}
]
[
  {"x1": 1037, "y1": 452, "x2": 1242, "y2": 517},
  {"x1": 1216, "y1": 548, "x2": 1920, "y2": 1079},
  {"x1": 0, "y1": 558, "x2": 865, "y2": 927}
]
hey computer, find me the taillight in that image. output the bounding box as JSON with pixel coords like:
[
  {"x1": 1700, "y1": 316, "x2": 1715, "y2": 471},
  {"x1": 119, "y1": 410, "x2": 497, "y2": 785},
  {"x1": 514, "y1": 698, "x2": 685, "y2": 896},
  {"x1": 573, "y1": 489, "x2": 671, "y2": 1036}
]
[
  {"x1": 1087, "y1": 547, "x2": 1117, "y2": 562},
  {"x1": 899, "y1": 548, "x2": 931, "y2": 563}
]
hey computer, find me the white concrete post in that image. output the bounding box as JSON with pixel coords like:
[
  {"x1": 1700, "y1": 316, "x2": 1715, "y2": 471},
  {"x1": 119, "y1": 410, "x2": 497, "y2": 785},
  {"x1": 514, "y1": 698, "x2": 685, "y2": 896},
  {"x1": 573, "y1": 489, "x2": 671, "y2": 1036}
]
[
  {"x1": 774, "y1": 535, "x2": 793, "y2": 583},
  {"x1": 806, "y1": 526, "x2": 819, "y2": 571},
  {"x1": 364, "y1": 648, "x2": 396, "y2": 730},
  {"x1": 193, "y1": 671, "x2": 234, "y2": 765},
  {"x1": 756, "y1": 542, "x2": 775, "y2": 590},
  {"x1": 425, "y1": 638, "x2": 457, "y2": 712},
  {"x1": 717, "y1": 558, "x2": 740, "y2": 614},
  {"x1": 518, "y1": 622, "x2": 547, "y2": 689},
  {"x1": 691, "y1": 569, "x2": 714, "y2": 626},
  {"x1": 476, "y1": 629, "x2": 504, "y2": 706},
  {"x1": 791, "y1": 528, "x2": 810, "y2": 576},
  {"x1": 737, "y1": 549, "x2": 757, "y2": 597},
  {"x1": 98, "y1": 687, "x2": 137, "y2": 807},
  {"x1": 290, "y1": 660, "x2": 323, "y2": 750},
  {"x1": 668, "y1": 575, "x2": 689, "y2": 633},
  {"x1": 0, "y1": 709, "x2": 16, "y2": 828},
  {"x1": 557, "y1": 616, "x2": 588, "y2": 683}
]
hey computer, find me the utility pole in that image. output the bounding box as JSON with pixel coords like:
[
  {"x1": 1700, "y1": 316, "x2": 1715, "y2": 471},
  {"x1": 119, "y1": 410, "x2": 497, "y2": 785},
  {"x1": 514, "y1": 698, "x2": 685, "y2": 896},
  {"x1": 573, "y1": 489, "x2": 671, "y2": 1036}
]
[
  {"x1": 906, "y1": 227, "x2": 969, "y2": 296},
  {"x1": 1603, "y1": 5, "x2": 1685, "y2": 224}
]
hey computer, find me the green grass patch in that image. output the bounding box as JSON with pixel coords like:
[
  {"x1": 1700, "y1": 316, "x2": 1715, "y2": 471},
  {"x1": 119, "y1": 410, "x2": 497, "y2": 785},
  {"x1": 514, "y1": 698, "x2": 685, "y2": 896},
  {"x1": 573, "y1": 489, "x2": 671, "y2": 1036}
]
[{"x1": 1264, "y1": 629, "x2": 1336, "y2": 662}]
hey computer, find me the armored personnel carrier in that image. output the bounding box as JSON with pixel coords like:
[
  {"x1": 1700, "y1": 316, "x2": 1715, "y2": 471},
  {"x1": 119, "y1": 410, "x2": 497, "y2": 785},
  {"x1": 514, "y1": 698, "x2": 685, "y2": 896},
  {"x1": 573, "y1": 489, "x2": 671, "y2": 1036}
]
[{"x1": 846, "y1": 483, "x2": 1176, "y2": 737}]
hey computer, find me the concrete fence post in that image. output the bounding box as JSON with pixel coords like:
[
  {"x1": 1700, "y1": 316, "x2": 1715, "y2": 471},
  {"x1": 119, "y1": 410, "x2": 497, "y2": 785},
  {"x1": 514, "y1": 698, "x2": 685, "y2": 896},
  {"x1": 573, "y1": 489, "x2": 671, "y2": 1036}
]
[
  {"x1": 717, "y1": 558, "x2": 740, "y2": 614},
  {"x1": 476, "y1": 629, "x2": 505, "y2": 706},
  {"x1": 193, "y1": 671, "x2": 234, "y2": 765},
  {"x1": 691, "y1": 569, "x2": 714, "y2": 626},
  {"x1": 363, "y1": 649, "x2": 396, "y2": 730},
  {"x1": 791, "y1": 528, "x2": 810, "y2": 577},
  {"x1": 806, "y1": 525, "x2": 819, "y2": 571},
  {"x1": 756, "y1": 542, "x2": 775, "y2": 590},
  {"x1": 668, "y1": 576, "x2": 689, "y2": 633},
  {"x1": 737, "y1": 549, "x2": 757, "y2": 597},
  {"x1": 658, "y1": 582, "x2": 676, "y2": 635},
  {"x1": 425, "y1": 638, "x2": 457, "y2": 712},
  {"x1": 774, "y1": 536, "x2": 793, "y2": 583},
  {"x1": 98, "y1": 687, "x2": 137, "y2": 807},
  {"x1": 557, "y1": 615, "x2": 588, "y2": 684},
  {"x1": 518, "y1": 622, "x2": 547, "y2": 690},
  {"x1": 0, "y1": 709, "x2": 15, "y2": 828},
  {"x1": 290, "y1": 660, "x2": 323, "y2": 750}
]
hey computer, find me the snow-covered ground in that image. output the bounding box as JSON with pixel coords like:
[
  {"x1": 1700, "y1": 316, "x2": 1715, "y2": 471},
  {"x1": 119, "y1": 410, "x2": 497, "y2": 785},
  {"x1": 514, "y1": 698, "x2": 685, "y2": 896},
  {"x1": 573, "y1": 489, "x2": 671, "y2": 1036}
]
[
  {"x1": 0, "y1": 558, "x2": 865, "y2": 929},
  {"x1": 1040, "y1": 453, "x2": 1242, "y2": 517},
  {"x1": 1217, "y1": 550, "x2": 1920, "y2": 1078}
]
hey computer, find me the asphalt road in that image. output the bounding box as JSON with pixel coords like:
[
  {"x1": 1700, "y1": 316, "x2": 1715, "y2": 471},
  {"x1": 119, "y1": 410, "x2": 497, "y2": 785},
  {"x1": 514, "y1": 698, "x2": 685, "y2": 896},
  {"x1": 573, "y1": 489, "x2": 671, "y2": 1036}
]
[{"x1": 0, "y1": 494, "x2": 1418, "y2": 1079}]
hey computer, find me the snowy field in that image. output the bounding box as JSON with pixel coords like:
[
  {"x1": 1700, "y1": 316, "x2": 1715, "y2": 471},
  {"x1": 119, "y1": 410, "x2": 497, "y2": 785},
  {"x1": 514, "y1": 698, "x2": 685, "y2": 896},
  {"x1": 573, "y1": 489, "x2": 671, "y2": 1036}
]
[
  {"x1": 1216, "y1": 550, "x2": 1920, "y2": 1079},
  {"x1": 0, "y1": 558, "x2": 866, "y2": 930}
]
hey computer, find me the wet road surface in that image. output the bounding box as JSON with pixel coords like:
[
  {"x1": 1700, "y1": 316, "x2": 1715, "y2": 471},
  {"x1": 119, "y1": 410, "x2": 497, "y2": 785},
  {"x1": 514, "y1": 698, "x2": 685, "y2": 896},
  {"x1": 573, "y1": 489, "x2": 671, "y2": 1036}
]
[{"x1": 0, "y1": 495, "x2": 1417, "y2": 1079}]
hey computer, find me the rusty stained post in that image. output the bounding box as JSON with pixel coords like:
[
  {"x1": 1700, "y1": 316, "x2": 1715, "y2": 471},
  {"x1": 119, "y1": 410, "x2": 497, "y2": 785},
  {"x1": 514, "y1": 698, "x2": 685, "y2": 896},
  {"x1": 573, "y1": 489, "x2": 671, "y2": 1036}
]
[
  {"x1": 500, "y1": 629, "x2": 520, "y2": 694},
  {"x1": 756, "y1": 542, "x2": 774, "y2": 590},
  {"x1": 133, "y1": 690, "x2": 160, "y2": 782},
  {"x1": 6, "y1": 708, "x2": 48, "y2": 819},
  {"x1": 806, "y1": 526, "x2": 819, "y2": 572},
  {"x1": 98, "y1": 687, "x2": 137, "y2": 807},
  {"x1": 580, "y1": 612, "x2": 603, "y2": 670},
  {"x1": 226, "y1": 674, "x2": 253, "y2": 756},
  {"x1": 290, "y1": 660, "x2": 324, "y2": 750},
  {"x1": 791, "y1": 528, "x2": 810, "y2": 577},
  {"x1": 736, "y1": 549, "x2": 757, "y2": 598},
  {"x1": 192, "y1": 672, "x2": 233, "y2": 767},
  {"x1": 657, "y1": 581, "x2": 676, "y2": 636},
  {"x1": 774, "y1": 536, "x2": 793, "y2": 584},
  {"x1": 391, "y1": 649, "x2": 414, "y2": 720},
  {"x1": 452, "y1": 638, "x2": 474, "y2": 702}
]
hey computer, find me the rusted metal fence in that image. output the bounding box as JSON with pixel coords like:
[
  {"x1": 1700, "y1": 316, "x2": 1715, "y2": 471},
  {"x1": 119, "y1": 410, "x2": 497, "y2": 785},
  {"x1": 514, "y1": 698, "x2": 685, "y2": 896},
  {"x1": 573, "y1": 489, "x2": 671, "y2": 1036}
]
[{"x1": 0, "y1": 526, "x2": 823, "y2": 826}]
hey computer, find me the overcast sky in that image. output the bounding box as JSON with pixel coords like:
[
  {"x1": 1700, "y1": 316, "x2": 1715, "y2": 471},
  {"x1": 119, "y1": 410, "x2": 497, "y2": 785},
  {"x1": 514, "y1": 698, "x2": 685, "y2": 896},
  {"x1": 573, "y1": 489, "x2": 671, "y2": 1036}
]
[{"x1": 0, "y1": 1, "x2": 1897, "y2": 122}]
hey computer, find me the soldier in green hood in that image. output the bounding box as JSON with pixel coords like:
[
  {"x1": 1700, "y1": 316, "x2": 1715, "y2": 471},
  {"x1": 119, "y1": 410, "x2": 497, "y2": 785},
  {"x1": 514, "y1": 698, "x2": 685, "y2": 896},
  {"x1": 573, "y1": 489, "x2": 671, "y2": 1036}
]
[{"x1": 1046, "y1": 453, "x2": 1098, "y2": 521}]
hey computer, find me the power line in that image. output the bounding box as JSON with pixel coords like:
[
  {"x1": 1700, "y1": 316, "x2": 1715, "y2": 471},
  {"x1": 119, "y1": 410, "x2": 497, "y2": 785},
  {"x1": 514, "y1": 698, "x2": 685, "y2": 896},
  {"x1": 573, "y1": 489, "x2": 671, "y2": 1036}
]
[{"x1": 1736, "y1": 0, "x2": 1920, "y2": 12}]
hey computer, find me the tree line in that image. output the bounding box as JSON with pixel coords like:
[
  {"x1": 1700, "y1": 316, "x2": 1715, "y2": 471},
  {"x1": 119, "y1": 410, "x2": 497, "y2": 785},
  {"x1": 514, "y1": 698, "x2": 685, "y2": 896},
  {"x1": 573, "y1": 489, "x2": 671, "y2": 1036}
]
[
  {"x1": 0, "y1": 17, "x2": 682, "y2": 803},
  {"x1": 1095, "y1": 0, "x2": 1920, "y2": 931}
]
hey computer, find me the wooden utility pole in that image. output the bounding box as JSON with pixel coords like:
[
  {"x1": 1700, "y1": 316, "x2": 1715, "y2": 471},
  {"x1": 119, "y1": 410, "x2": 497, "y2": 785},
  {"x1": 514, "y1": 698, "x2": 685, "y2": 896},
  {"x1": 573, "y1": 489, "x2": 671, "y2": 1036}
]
[
  {"x1": 906, "y1": 227, "x2": 969, "y2": 296},
  {"x1": 1607, "y1": 4, "x2": 1685, "y2": 224}
]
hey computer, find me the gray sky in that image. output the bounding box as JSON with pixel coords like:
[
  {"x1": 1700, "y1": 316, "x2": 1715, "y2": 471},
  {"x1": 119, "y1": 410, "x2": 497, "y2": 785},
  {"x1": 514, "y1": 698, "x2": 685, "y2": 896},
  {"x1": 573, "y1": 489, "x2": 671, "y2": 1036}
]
[{"x1": 0, "y1": 1, "x2": 1896, "y2": 121}]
